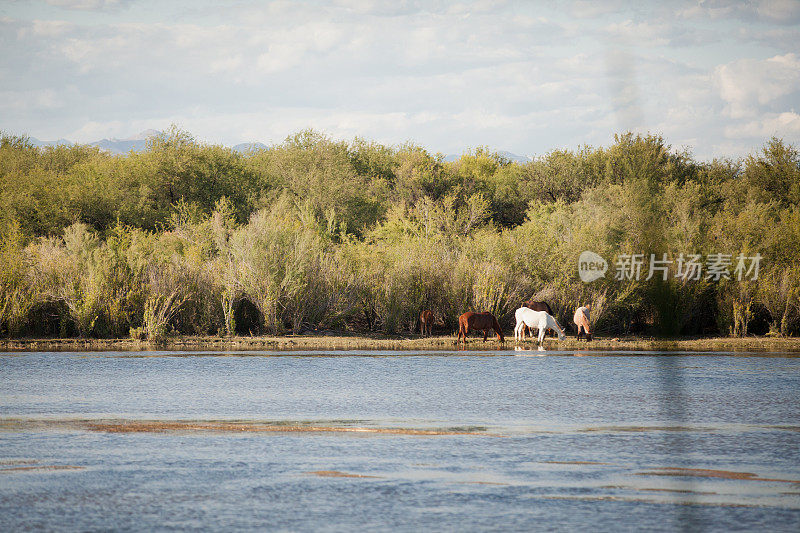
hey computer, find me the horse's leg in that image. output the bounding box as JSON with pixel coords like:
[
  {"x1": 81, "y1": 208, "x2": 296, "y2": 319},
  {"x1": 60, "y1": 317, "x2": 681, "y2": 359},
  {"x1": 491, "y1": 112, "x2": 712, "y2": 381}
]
[{"x1": 483, "y1": 329, "x2": 488, "y2": 342}]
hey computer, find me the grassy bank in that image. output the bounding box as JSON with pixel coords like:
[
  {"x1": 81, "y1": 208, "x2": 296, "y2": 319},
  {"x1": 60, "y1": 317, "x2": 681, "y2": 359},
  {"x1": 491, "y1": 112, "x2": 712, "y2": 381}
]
[{"x1": 2, "y1": 334, "x2": 799, "y2": 353}]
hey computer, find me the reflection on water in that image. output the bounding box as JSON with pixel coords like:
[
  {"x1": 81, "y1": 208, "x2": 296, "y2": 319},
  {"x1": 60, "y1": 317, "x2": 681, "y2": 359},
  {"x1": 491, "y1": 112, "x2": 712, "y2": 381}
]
[
  {"x1": 0, "y1": 350, "x2": 798, "y2": 531},
  {"x1": 512, "y1": 345, "x2": 548, "y2": 355}
]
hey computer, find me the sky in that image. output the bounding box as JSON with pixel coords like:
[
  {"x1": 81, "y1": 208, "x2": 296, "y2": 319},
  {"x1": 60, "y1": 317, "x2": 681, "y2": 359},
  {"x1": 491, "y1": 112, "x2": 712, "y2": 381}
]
[{"x1": 1, "y1": 0, "x2": 799, "y2": 160}]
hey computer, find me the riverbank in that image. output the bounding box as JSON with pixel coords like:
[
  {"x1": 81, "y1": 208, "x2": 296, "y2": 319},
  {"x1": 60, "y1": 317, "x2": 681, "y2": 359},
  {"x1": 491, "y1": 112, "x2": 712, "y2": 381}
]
[{"x1": 2, "y1": 333, "x2": 800, "y2": 353}]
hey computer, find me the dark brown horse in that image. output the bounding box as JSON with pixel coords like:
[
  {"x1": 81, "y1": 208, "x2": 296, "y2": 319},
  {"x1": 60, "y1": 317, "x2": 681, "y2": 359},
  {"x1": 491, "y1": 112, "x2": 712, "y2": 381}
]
[
  {"x1": 523, "y1": 300, "x2": 553, "y2": 315},
  {"x1": 420, "y1": 309, "x2": 434, "y2": 337},
  {"x1": 522, "y1": 300, "x2": 554, "y2": 336},
  {"x1": 458, "y1": 311, "x2": 504, "y2": 343}
]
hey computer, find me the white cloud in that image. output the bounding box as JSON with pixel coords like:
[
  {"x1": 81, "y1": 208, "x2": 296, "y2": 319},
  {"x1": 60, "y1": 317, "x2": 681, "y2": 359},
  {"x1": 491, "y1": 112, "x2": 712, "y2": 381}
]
[
  {"x1": 0, "y1": 88, "x2": 64, "y2": 112},
  {"x1": 329, "y1": 0, "x2": 430, "y2": 17},
  {"x1": 31, "y1": 19, "x2": 73, "y2": 37},
  {"x1": 715, "y1": 53, "x2": 800, "y2": 118},
  {"x1": 69, "y1": 119, "x2": 130, "y2": 140},
  {"x1": 209, "y1": 55, "x2": 244, "y2": 75},
  {"x1": 756, "y1": 0, "x2": 800, "y2": 24},
  {"x1": 59, "y1": 37, "x2": 96, "y2": 65},
  {"x1": 3, "y1": 0, "x2": 800, "y2": 160},
  {"x1": 724, "y1": 111, "x2": 800, "y2": 138},
  {"x1": 602, "y1": 17, "x2": 717, "y2": 48},
  {"x1": 603, "y1": 20, "x2": 672, "y2": 47},
  {"x1": 677, "y1": 0, "x2": 800, "y2": 24},
  {"x1": 676, "y1": 0, "x2": 748, "y2": 20},
  {"x1": 45, "y1": 0, "x2": 132, "y2": 11},
  {"x1": 569, "y1": 0, "x2": 625, "y2": 19},
  {"x1": 735, "y1": 25, "x2": 800, "y2": 49}
]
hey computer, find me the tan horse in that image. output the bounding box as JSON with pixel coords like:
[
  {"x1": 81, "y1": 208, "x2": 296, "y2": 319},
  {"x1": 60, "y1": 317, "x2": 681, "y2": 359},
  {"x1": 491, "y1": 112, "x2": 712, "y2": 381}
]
[
  {"x1": 458, "y1": 311, "x2": 504, "y2": 343},
  {"x1": 420, "y1": 309, "x2": 434, "y2": 337},
  {"x1": 574, "y1": 306, "x2": 592, "y2": 341}
]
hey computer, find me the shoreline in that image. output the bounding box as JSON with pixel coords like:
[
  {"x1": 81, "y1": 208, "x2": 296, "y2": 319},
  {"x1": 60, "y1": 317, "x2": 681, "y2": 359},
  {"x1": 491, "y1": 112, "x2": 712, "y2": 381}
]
[{"x1": 2, "y1": 334, "x2": 800, "y2": 353}]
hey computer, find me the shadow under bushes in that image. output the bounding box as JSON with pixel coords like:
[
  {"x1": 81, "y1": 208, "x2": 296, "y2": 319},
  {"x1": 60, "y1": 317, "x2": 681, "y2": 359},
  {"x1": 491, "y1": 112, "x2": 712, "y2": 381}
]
[
  {"x1": 21, "y1": 301, "x2": 76, "y2": 338},
  {"x1": 234, "y1": 298, "x2": 263, "y2": 336}
]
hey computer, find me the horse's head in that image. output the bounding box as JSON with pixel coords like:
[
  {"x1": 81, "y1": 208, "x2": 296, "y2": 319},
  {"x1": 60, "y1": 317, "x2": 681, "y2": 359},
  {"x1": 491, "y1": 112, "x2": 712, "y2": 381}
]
[{"x1": 553, "y1": 319, "x2": 567, "y2": 341}]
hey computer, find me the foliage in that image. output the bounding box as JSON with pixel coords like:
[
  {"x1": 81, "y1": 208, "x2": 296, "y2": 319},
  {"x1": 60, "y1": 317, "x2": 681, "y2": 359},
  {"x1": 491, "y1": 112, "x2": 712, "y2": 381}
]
[{"x1": 1, "y1": 129, "x2": 799, "y2": 338}]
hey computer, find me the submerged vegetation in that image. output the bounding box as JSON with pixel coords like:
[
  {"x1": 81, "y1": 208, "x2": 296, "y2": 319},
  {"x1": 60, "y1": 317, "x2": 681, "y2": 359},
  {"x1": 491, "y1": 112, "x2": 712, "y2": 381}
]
[{"x1": 1, "y1": 128, "x2": 799, "y2": 340}]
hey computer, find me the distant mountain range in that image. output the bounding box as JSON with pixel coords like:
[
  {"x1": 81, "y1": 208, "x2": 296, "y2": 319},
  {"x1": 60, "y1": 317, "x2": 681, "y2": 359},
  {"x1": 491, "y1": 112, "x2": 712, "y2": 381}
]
[
  {"x1": 26, "y1": 130, "x2": 531, "y2": 162},
  {"x1": 442, "y1": 150, "x2": 532, "y2": 164},
  {"x1": 232, "y1": 142, "x2": 268, "y2": 153},
  {"x1": 91, "y1": 129, "x2": 161, "y2": 154},
  {"x1": 27, "y1": 129, "x2": 160, "y2": 154}
]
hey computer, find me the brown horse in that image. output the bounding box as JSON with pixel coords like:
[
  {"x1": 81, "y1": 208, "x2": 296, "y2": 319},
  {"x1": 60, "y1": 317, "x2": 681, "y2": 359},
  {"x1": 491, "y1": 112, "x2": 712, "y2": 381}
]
[
  {"x1": 523, "y1": 300, "x2": 553, "y2": 315},
  {"x1": 522, "y1": 300, "x2": 554, "y2": 336},
  {"x1": 458, "y1": 311, "x2": 504, "y2": 343},
  {"x1": 420, "y1": 309, "x2": 434, "y2": 337}
]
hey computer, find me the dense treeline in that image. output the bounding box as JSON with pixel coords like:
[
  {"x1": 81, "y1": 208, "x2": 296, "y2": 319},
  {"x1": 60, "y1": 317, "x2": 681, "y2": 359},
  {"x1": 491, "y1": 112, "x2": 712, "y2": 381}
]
[{"x1": 1, "y1": 127, "x2": 799, "y2": 340}]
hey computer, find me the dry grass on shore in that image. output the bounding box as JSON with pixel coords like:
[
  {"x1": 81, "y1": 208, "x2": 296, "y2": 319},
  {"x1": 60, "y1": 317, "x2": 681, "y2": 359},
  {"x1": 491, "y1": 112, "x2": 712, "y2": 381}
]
[{"x1": 1, "y1": 333, "x2": 800, "y2": 353}]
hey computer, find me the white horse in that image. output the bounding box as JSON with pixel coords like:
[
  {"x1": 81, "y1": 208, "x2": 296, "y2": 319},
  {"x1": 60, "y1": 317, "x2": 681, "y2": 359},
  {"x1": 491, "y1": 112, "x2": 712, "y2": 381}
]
[{"x1": 514, "y1": 307, "x2": 566, "y2": 344}]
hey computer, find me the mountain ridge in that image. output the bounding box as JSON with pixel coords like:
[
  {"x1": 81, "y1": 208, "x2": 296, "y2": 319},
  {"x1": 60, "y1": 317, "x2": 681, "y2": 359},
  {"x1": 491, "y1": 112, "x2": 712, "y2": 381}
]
[{"x1": 24, "y1": 131, "x2": 531, "y2": 161}]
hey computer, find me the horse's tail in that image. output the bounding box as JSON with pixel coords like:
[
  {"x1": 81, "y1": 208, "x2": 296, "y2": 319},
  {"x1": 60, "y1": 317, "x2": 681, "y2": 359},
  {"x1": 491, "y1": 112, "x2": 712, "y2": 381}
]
[
  {"x1": 458, "y1": 315, "x2": 466, "y2": 341},
  {"x1": 492, "y1": 316, "x2": 504, "y2": 343}
]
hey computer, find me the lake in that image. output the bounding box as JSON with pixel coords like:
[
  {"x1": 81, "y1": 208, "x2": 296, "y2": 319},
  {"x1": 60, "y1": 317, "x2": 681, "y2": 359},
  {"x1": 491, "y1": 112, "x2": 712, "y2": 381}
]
[{"x1": 1, "y1": 349, "x2": 799, "y2": 531}]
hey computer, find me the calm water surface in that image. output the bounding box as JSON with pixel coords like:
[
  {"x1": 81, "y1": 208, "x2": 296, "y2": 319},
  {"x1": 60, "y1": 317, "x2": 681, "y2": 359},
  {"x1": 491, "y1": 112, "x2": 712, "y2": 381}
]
[{"x1": 1, "y1": 349, "x2": 799, "y2": 531}]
